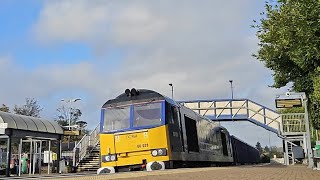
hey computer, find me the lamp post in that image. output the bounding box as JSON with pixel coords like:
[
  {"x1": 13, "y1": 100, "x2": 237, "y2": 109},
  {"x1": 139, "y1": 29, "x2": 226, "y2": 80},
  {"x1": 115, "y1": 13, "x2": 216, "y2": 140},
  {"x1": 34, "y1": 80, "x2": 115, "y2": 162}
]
[
  {"x1": 229, "y1": 80, "x2": 234, "y2": 99},
  {"x1": 61, "y1": 98, "x2": 81, "y2": 130},
  {"x1": 169, "y1": 83, "x2": 174, "y2": 100}
]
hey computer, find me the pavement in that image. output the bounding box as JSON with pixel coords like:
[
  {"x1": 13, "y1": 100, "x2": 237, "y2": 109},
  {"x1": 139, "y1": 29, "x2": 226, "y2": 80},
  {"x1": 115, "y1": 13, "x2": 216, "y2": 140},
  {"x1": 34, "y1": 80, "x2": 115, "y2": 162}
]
[{"x1": 3, "y1": 164, "x2": 320, "y2": 180}]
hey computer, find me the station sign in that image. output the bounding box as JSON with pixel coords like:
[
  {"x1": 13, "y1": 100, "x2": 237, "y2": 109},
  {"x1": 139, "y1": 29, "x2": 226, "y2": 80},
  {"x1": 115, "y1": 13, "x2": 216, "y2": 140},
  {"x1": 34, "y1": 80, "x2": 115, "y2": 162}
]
[
  {"x1": 275, "y1": 98, "x2": 302, "y2": 108},
  {"x1": 64, "y1": 130, "x2": 80, "y2": 136},
  {"x1": 275, "y1": 92, "x2": 304, "y2": 108}
]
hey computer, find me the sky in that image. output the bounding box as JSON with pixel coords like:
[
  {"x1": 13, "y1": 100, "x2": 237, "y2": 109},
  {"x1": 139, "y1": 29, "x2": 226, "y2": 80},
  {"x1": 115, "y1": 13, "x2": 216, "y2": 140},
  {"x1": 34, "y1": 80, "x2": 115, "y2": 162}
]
[{"x1": 0, "y1": 0, "x2": 288, "y2": 147}]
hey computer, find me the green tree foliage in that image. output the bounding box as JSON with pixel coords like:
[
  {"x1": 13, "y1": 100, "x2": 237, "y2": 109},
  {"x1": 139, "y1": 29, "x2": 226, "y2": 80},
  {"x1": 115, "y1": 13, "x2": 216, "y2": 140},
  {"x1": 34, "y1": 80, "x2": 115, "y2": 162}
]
[
  {"x1": 277, "y1": 107, "x2": 305, "y2": 114},
  {"x1": 264, "y1": 146, "x2": 270, "y2": 153},
  {"x1": 0, "y1": 104, "x2": 10, "y2": 112},
  {"x1": 256, "y1": 142, "x2": 263, "y2": 154},
  {"x1": 13, "y1": 98, "x2": 43, "y2": 117},
  {"x1": 253, "y1": 0, "x2": 320, "y2": 129}
]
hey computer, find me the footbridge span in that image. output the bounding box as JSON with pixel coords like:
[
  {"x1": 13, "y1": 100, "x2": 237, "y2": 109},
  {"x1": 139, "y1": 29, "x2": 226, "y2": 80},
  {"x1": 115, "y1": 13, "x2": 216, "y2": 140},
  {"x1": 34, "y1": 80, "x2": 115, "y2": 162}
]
[
  {"x1": 179, "y1": 98, "x2": 310, "y2": 166},
  {"x1": 178, "y1": 99, "x2": 282, "y2": 136}
]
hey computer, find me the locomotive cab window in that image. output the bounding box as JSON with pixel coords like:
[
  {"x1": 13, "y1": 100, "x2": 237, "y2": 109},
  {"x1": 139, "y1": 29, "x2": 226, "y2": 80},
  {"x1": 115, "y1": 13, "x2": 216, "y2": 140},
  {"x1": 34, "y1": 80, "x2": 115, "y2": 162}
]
[
  {"x1": 104, "y1": 106, "x2": 130, "y2": 132},
  {"x1": 133, "y1": 102, "x2": 162, "y2": 127}
]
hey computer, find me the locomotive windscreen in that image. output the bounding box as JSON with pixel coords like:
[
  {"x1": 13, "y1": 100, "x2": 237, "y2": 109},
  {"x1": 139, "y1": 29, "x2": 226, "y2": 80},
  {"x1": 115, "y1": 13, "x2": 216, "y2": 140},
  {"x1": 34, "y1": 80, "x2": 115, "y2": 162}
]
[
  {"x1": 133, "y1": 103, "x2": 162, "y2": 127},
  {"x1": 103, "y1": 106, "x2": 130, "y2": 132},
  {"x1": 102, "y1": 101, "x2": 164, "y2": 132}
]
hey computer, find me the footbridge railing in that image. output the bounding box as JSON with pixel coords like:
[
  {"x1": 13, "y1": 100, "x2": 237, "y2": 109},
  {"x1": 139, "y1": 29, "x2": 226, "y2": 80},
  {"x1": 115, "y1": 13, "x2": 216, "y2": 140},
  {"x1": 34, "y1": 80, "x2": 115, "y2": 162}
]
[
  {"x1": 178, "y1": 99, "x2": 282, "y2": 136},
  {"x1": 73, "y1": 123, "x2": 100, "y2": 166}
]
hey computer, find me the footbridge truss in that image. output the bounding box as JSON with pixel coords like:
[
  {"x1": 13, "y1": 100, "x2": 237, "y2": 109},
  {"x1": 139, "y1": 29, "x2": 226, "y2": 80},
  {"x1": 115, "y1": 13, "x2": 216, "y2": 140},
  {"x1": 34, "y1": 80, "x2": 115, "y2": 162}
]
[{"x1": 178, "y1": 99, "x2": 283, "y2": 136}]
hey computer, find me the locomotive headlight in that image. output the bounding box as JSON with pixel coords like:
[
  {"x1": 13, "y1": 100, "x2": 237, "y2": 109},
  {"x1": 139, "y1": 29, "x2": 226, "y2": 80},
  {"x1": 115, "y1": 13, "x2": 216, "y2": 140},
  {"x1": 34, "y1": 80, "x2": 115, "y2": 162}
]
[
  {"x1": 110, "y1": 154, "x2": 117, "y2": 161},
  {"x1": 103, "y1": 154, "x2": 117, "y2": 162},
  {"x1": 151, "y1": 150, "x2": 158, "y2": 156},
  {"x1": 151, "y1": 149, "x2": 167, "y2": 157},
  {"x1": 157, "y1": 149, "x2": 163, "y2": 155},
  {"x1": 105, "y1": 155, "x2": 111, "y2": 162}
]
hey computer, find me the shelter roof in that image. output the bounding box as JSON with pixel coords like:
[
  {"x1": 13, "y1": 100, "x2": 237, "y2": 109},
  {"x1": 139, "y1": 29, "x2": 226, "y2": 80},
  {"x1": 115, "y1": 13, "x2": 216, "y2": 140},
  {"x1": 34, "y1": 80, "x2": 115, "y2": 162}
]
[{"x1": 0, "y1": 111, "x2": 63, "y2": 135}]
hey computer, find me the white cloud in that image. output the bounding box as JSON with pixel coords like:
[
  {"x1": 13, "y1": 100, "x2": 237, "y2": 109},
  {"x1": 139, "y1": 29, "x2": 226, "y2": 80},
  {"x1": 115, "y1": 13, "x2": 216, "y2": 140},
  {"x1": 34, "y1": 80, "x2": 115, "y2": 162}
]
[
  {"x1": 33, "y1": 0, "x2": 110, "y2": 43},
  {"x1": 4, "y1": 0, "x2": 288, "y2": 144}
]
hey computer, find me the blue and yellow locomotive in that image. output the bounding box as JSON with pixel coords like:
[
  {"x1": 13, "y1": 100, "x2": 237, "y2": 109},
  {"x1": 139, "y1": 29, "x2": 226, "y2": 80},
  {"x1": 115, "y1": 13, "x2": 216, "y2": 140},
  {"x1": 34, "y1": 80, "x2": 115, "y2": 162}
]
[{"x1": 97, "y1": 89, "x2": 242, "y2": 173}]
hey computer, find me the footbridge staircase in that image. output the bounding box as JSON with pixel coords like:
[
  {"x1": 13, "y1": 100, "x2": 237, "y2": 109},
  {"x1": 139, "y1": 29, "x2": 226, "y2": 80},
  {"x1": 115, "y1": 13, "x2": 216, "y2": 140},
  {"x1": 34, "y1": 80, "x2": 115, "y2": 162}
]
[{"x1": 72, "y1": 99, "x2": 309, "y2": 171}]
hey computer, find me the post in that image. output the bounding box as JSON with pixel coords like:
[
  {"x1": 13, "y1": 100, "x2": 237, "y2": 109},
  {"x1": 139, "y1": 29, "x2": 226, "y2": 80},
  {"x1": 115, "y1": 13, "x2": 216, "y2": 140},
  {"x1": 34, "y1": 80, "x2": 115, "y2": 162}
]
[
  {"x1": 33, "y1": 141, "x2": 36, "y2": 175},
  {"x1": 73, "y1": 146, "x2": 76, "y2": 167},
  {"x1": 6, "y1": 136, "x2": 11, "y2": 177},
  {"x1": 284, "y1": 140, "x2": 289, "y2": 165},
  {"x1": 304, "y1": 98, "x2": 314, "y2": 168},
  {"x1": 58, "y1": 140, "x2": 61, "y2": 173},
  {"x1": 229, "y1": 80, "x2": 234, "y2": 99},
  {"x1": 48, "y1": 140, "x2": 51, "y2": 174},
  {"x1": 39, "y1": 140, "x2": 42, "y2": 175},
  {"x1": 169, "y1": 84, "x2": 174, "y2": 100},
  {"x1": 29, "y1": 139, "x2": 33, "y2": 175},
  {"x1": 18, "y1": 138, "x2": 22, "y2": 176}
]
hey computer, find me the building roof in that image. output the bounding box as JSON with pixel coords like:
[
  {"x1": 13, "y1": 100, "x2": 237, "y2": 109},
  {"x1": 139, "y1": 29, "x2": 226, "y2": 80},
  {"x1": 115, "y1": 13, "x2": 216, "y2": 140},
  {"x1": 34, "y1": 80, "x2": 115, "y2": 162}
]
[{"x1": 0, "y1": 111, "x2": 63, "y2": 135}]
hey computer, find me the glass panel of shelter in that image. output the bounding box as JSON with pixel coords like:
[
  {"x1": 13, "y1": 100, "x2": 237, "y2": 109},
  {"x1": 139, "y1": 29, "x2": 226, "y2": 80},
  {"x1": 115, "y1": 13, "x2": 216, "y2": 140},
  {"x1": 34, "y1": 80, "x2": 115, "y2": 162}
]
[
  {"x1": 19, "y1": 139, "x2": 53, "y2": 176},
  {"x1": 1, "y1": 138, "x2": 56, "y2": 177},
  {"x1": 0, "y1": 136, "x2": 9, "y2": 177}
]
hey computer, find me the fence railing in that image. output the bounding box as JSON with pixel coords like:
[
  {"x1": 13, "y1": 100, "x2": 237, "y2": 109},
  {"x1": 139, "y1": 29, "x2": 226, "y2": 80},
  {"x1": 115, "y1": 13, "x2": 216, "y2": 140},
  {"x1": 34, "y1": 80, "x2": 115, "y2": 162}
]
[
  {"x1": 281, "y1": 113, "x2": 306, "y2": 134},
  {"x1": 73, "y1": 123, "x2": 100, "y2": 166}
]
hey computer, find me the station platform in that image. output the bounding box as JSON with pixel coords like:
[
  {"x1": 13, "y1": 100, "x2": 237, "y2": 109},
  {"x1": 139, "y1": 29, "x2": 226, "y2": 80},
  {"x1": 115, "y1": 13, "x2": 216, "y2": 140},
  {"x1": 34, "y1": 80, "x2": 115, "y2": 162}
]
[
  {"x1": 0, "y1": 172, "x2": 96, "y2": 180},
  {"x1": 3, "y1": 164, "x2": 319, "y2": 180}
]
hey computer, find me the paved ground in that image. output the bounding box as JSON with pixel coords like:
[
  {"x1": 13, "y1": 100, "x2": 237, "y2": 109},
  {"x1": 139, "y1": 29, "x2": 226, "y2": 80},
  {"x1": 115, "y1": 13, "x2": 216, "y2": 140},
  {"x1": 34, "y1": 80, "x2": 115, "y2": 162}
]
[{"x1": 4, "y1": 164, "x2": 320, "y2": 180}]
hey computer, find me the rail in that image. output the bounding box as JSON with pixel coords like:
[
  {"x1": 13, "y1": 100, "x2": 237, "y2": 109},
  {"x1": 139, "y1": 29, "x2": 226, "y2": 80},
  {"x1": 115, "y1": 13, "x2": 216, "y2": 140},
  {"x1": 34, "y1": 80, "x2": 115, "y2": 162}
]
[{"x1": 73, "y1": 123, "x2": 100, "y2": 166}]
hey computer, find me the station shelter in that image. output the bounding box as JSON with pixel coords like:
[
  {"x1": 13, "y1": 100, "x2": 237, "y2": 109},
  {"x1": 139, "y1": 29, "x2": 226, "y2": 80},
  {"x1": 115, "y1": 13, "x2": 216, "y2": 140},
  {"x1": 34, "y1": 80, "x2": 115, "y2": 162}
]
[{"x1": 0, "y1": 111, "x2": 63, "y2": 177}]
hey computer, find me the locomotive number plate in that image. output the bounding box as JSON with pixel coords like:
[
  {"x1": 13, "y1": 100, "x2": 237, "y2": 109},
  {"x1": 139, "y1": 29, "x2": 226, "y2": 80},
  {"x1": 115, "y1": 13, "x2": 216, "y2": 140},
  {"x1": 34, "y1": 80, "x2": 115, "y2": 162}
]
[{"x1": 137, "y1": 143, "x2": 149, "y2": 148}]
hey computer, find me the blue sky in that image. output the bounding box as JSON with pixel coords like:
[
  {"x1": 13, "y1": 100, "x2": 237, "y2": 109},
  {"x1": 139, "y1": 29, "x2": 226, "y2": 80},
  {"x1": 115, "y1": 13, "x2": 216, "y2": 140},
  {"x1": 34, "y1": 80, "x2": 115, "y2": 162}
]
[{"x1": 0, "y1": 0, "x2": 286, "y2": 147}]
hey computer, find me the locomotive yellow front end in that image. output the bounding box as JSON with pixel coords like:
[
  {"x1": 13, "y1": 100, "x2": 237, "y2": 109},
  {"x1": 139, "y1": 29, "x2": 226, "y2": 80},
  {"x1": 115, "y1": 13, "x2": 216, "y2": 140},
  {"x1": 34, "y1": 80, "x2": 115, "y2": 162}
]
[
  {"x1": 100, "y1": 125, "x2": 170, "y2": 171},
  {"x1": 98, "y1": 96, "x2": 171, "y2": 173}
]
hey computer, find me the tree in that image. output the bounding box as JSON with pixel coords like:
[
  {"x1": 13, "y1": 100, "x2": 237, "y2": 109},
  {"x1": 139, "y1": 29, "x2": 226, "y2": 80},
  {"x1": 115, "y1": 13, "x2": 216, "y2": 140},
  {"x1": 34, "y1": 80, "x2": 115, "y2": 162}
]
[
  {"x1": 13, "y1": 98, "x2": 42, "y2": 117},
  {"x1": 253, "y1": 0, "x2": 320, "y2": 129},
  {"x1": 0, "y1": 104, "x2": 10, "y2": 113},
  {"x1": 55, "y1": 106, "x2": 82, "y2": 128},
  {"x1": 270, "y1": 146, "x2": 284, "y2": 158},
  {"x1": 264, "y1": 146, "x2": 270, "y2": 153},
  {"x1": 256, "y1": 142, "x2": 263, "y2": 154},
  {"x1": 55, "y1": 106, "x2": 86, "y2": 142}
]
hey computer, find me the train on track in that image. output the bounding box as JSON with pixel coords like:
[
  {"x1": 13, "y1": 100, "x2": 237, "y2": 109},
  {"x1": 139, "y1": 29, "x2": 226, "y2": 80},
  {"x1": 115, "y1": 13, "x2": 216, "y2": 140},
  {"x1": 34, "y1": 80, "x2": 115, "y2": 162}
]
[{"x1": 97, "y1": 89, "x2": 260, "y2": 174}]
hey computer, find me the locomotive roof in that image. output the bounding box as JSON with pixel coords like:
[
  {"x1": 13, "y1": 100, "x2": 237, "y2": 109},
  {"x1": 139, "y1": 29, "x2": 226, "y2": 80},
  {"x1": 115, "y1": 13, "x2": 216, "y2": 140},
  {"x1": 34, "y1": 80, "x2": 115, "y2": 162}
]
[{"x1": 102, "y1": 89, "x2": 178, "y2": 108}]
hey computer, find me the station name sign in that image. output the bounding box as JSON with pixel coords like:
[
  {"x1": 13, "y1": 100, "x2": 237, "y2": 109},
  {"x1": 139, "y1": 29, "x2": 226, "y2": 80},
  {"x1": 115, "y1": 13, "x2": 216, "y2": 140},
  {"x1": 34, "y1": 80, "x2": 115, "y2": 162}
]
[
  {"x1": 275, "y1": 92, "x2": 305, "y2": 108},
  {"x1": 64, "y1": 130, "x2": 80, "y2": 136},
  {"x1": 275, "y1": 98, "x2": 302, "y2": 108}
]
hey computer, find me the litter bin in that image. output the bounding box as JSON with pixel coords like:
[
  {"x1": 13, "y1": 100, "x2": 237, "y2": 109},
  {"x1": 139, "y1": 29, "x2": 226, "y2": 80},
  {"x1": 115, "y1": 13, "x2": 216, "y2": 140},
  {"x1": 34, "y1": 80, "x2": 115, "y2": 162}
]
[
  {"x1": 315, "y1": 145, "x2": 320, "y2": 157},
  {"x1": 59, "y1": 159, "x2": 66, "y2": 174}
]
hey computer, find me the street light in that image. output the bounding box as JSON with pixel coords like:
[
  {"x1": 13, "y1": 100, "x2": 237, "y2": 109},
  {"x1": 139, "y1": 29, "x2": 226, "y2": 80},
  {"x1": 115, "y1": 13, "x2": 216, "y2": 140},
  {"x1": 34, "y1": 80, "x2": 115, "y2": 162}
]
[
  {"x1": 169, "y1": 84, "x2": 174, "y2": 100},
  {"x1": 61, "y1": 98, "x2": 81, "y2": 130},
  {"x1": 229, "y1": 80, "x2": 234, "y2": 99}
]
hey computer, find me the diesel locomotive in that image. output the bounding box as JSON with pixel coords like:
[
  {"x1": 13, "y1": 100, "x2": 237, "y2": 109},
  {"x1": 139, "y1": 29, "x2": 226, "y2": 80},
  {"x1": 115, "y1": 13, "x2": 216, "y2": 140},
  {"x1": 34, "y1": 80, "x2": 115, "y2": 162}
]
[{"x1": 97, "y1": 89, "x2": 259, "y2": 174}]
